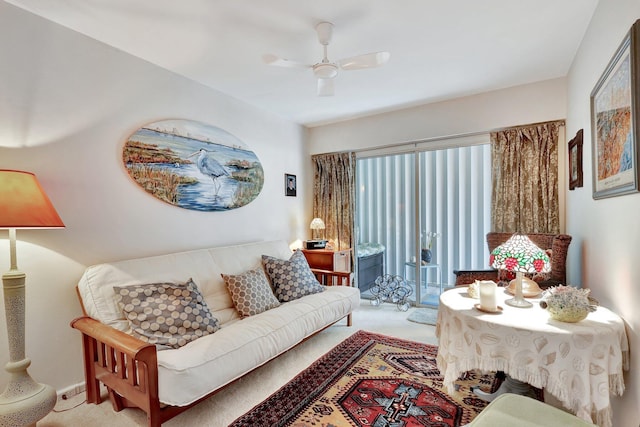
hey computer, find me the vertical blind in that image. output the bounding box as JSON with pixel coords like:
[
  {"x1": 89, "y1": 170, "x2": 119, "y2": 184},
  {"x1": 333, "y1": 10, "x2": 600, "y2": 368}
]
[{"x1": 356, "y1": 144, "x2": 492, "y2": 287}]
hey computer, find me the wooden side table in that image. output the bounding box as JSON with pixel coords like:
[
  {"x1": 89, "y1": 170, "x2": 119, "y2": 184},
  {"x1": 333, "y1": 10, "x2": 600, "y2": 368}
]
[{"x1": 301, "y1": 248, "x2": 351, "y2": 273}]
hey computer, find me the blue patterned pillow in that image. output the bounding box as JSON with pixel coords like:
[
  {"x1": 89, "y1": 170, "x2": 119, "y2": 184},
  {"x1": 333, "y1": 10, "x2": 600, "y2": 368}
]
[{"x1": 261, "y1": 250, "x2": 325, "y2": 302}]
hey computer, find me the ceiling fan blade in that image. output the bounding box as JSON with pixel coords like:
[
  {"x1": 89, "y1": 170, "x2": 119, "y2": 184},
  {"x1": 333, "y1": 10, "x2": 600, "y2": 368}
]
[
  {"x1": 317, "y1": 78, "x2": 334, "y2": 97},
  {"x1": 338, "y1": 51, "x2": 390, "y2": 70},
  {"x1": 262, "y1": 54, "x2": 310, "y2": 69}
]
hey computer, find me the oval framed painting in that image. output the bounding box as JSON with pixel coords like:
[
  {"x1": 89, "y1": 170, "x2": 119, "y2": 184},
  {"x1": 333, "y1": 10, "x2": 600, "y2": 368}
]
[{"x1": 123, "y1": 119, "x2": 264, "y2": 211}]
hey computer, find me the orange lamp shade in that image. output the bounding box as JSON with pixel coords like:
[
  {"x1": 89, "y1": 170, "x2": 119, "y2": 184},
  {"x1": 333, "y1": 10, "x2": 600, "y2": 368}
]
[{"x1": 0, "y1": 170, "x2": 64, "y2": 229}]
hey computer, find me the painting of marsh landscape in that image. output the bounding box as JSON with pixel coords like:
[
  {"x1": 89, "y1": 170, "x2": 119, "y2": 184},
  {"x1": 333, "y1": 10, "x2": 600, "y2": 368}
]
[
  {"x1": 591, "y1": 28, "x2": 639, "y2": 199},
  {"x1": 123, "y1": 119, "x2": 264, "y2": 211}
]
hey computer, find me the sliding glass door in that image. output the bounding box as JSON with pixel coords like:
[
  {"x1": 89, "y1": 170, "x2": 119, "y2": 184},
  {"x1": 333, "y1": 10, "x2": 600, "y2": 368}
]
[{"x1": 356, "y1": 143, "x2": 491, "y2": 307}]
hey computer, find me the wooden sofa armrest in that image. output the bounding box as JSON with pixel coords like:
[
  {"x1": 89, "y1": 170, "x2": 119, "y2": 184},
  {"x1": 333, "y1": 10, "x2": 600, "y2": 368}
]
[
  {"x1": 70, "y1": 316, "x2": 161, "y2": 424},
  {"x1": 71, "y1": 316, "x2": 154, "y2": 355}
]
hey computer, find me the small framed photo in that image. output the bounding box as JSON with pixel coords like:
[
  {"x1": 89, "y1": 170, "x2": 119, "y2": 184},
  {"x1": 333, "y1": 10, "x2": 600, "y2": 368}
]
[
  {"x1": 568, "y1": 129, "x2": 583, "y2": 190},
  {"x1": 285, "y1": 173, "x2": 297, "y2": 197}
]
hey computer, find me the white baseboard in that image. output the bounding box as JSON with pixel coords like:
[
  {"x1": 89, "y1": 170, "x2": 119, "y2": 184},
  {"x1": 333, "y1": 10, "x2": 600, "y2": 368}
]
[{"x1": 57, "y1": 382, "x2": 86, "y2": 401}]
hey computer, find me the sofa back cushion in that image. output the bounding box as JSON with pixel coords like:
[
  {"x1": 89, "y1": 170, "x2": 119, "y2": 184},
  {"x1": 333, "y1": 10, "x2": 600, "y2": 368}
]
[{"x1": 77, "y1": 240, "x2": 293, "y2": 331}]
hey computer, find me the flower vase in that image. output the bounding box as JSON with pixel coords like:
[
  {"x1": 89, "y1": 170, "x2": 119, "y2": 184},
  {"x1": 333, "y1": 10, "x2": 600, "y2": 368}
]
[{"x1": 420, "y1": 248, "x2": 432, "y2": 263}]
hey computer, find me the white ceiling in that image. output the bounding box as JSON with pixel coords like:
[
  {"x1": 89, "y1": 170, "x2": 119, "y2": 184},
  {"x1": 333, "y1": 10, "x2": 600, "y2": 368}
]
[{"x1": 6, "y1": 0, "x2": 598, "y2": 127}]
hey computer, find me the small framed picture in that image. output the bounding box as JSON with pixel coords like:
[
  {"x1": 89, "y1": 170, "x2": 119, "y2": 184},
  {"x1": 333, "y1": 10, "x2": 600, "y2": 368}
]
[
  {"x1": 568, "y1": 129, "x2": 583, "y2": 190},
  {"x1": 285, "y1": 173, "x2": 297, "y2": 197}
]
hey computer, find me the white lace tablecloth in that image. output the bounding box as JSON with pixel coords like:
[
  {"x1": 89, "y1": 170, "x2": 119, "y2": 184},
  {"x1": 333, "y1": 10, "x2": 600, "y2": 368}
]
[{"x1": 435, "y1": 287, "x2": 629, "y2": 427}]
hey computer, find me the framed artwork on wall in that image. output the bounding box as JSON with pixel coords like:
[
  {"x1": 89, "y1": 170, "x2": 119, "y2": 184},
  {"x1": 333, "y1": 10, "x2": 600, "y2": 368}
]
[
  {"x1": 123, "y1": 119, "x2": 264, "y2": 211},
  {"x1": 285, "y1": 173, "x2": 297, "y2": 197},
  {"x1": 568, "y1": 129, "x2": 583, "y2": 190},
  {"x1": 590, "y1": 19, "x2": 640, "y2": 199}
]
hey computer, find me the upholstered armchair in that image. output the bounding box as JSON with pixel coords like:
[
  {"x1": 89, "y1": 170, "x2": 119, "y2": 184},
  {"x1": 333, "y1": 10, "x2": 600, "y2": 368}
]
[{"x1": 454, "y1": 232, "x2": 572, "y2": 288}]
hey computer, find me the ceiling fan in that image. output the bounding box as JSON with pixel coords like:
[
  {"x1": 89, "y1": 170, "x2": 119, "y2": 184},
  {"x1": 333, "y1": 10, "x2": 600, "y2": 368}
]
[{"x1": 263, "y1": 22, "x2": 390, "y2": 96}]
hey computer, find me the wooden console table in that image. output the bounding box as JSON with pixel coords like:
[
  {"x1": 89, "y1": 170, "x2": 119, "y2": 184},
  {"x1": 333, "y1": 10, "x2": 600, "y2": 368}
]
[{"x1": 301, "y1": 248, "x2": 351, "y2": 273}]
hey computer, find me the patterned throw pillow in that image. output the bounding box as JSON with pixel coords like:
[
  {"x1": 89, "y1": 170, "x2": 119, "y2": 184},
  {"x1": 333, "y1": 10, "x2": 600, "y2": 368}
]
[
  {"x1": 262, "y1": 250, "x2": 325, "y2": 302},
  {"x1": 113, "y1": 279, "x2": 220, "y2": 349},
  {"x1": 222, "y1": 268, "x2": 280, "y2": 317}
]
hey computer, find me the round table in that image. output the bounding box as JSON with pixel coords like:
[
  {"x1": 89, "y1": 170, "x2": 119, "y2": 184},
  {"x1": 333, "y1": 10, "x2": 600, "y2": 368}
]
[{"x1": 435, "y1": 286, "x2": 628, "y2": 427}]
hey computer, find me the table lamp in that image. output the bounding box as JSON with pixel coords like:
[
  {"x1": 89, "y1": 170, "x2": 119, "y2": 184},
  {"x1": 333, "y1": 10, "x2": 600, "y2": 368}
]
[
  {"x1": 489, "y1": 233, "x2": 550, "y2": 308},
  {"x1": 309, "y1": 217, "x2": 325, "y2": 240},
  {"x1": 0, "y1": 170, "x2": 64, "y2": 425}
]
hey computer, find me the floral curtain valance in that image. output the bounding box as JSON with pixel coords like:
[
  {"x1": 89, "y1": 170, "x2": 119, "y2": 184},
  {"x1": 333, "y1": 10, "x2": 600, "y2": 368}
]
[{"x1": 491, "y1": 120, "x2": 562, "y2": 234}]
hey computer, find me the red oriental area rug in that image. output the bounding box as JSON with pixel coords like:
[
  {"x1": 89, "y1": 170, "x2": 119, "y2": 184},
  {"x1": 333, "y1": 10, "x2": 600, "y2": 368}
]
[{"x1": 230, "y1": 330, "x2": 495, "y2": 427}]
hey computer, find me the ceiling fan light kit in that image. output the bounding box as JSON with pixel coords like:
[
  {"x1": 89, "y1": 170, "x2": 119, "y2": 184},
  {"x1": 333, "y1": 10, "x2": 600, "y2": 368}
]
[
  {"x1": 263, "y1": 21, "x2": 389, "y2": 96},
  {"x1": 313, "y1": 62, "x2": 338, "y2": 79},
  {"x1": 317, "y1": 78, "x2": 334, "y2": 97}
]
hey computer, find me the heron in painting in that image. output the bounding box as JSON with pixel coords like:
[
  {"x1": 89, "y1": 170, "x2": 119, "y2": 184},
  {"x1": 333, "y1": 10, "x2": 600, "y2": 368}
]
[{"x1": 188, "y1": 148, "x2": 229, "y2": 195}]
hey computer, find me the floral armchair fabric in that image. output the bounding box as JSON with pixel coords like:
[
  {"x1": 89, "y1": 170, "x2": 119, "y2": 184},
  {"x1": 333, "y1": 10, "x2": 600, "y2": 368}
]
[{"x1": 454, "y1": 232, "x2": 572, "y2": 288}]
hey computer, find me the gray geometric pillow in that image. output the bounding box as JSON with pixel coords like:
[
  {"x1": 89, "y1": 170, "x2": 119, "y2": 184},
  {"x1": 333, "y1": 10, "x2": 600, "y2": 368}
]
[
  {"x1": 113, "y1": 279, "x2": 220, "y2": 349},
  {"x1": 261, "y1": 250, "x2": 325, "y2": 302},
  {"x1": 222, "y1": 268, "x2": 280, "y2": 317}
]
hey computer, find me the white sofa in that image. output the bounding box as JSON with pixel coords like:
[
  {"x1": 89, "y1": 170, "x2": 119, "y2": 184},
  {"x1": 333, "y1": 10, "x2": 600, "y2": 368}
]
[{"x1": 71, "y1": 240, "x2": 360, "y2": 426}]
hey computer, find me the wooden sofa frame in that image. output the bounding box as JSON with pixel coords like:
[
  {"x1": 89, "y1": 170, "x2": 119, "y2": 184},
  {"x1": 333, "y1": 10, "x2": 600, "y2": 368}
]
[{"x1": 71, "y1": 269, "x2": 353, "y2": 427}]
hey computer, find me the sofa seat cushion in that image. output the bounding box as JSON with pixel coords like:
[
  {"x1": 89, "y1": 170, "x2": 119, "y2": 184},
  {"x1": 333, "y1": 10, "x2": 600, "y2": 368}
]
[{"x1": 154, "y1": 284, "x2": 360, "y2": 406}]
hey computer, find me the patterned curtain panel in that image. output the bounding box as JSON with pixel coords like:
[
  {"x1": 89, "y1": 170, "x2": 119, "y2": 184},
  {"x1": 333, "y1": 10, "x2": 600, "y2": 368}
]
[
  {"x1": 491, "y1": 121, "x2": 562, "y2": 234},
  {"x1": 312, "y1": 152, "x2": 356, "y2": 251}
]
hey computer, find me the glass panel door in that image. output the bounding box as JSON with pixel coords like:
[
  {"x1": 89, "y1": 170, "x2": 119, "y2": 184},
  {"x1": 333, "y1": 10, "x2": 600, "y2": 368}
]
[
  {"x1": 356, "y1": 152, "x2": 421, "y2": 307},
  {"x1": 416, "y1": 150, "x2": 442, "y2": 306},
  {"x1": 355, "y1": 143, "x2": 492, "y2": 308}
]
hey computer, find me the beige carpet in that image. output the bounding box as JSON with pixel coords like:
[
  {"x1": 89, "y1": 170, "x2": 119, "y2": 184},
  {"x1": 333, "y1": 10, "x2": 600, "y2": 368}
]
[{"x1": 40, "y1": 301, "x2": 440, "y2": 427}]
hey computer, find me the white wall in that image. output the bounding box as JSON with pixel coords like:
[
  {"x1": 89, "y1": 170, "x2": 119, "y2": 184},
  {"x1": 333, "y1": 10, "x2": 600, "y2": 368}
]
[
  {"x1": 0, "y1": 3, "x2": 309, "y2": 393},
  {"x1": 308, "y1": 78, "x2": 567, "y2": 154},
  {"x1": 566, "y1": 1, "x2": 640, "y2": 425},
  {"x1": 309, "y1": 78, "x2": 569, "y2": 234}
]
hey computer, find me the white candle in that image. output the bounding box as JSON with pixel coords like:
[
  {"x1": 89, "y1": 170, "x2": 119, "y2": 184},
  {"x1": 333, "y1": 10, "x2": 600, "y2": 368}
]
[{"x1": 479, "y1": 280, "x2": 498, "y2": 312}]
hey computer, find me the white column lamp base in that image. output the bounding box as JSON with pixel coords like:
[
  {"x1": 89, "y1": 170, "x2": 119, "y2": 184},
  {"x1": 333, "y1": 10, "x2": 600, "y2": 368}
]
[
  {"x1": 504, "y1": 271, "x2": 533, "y2": 308},
  {"x1": 1, "y1": 268, "x2": 56, "y2": 426}
]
